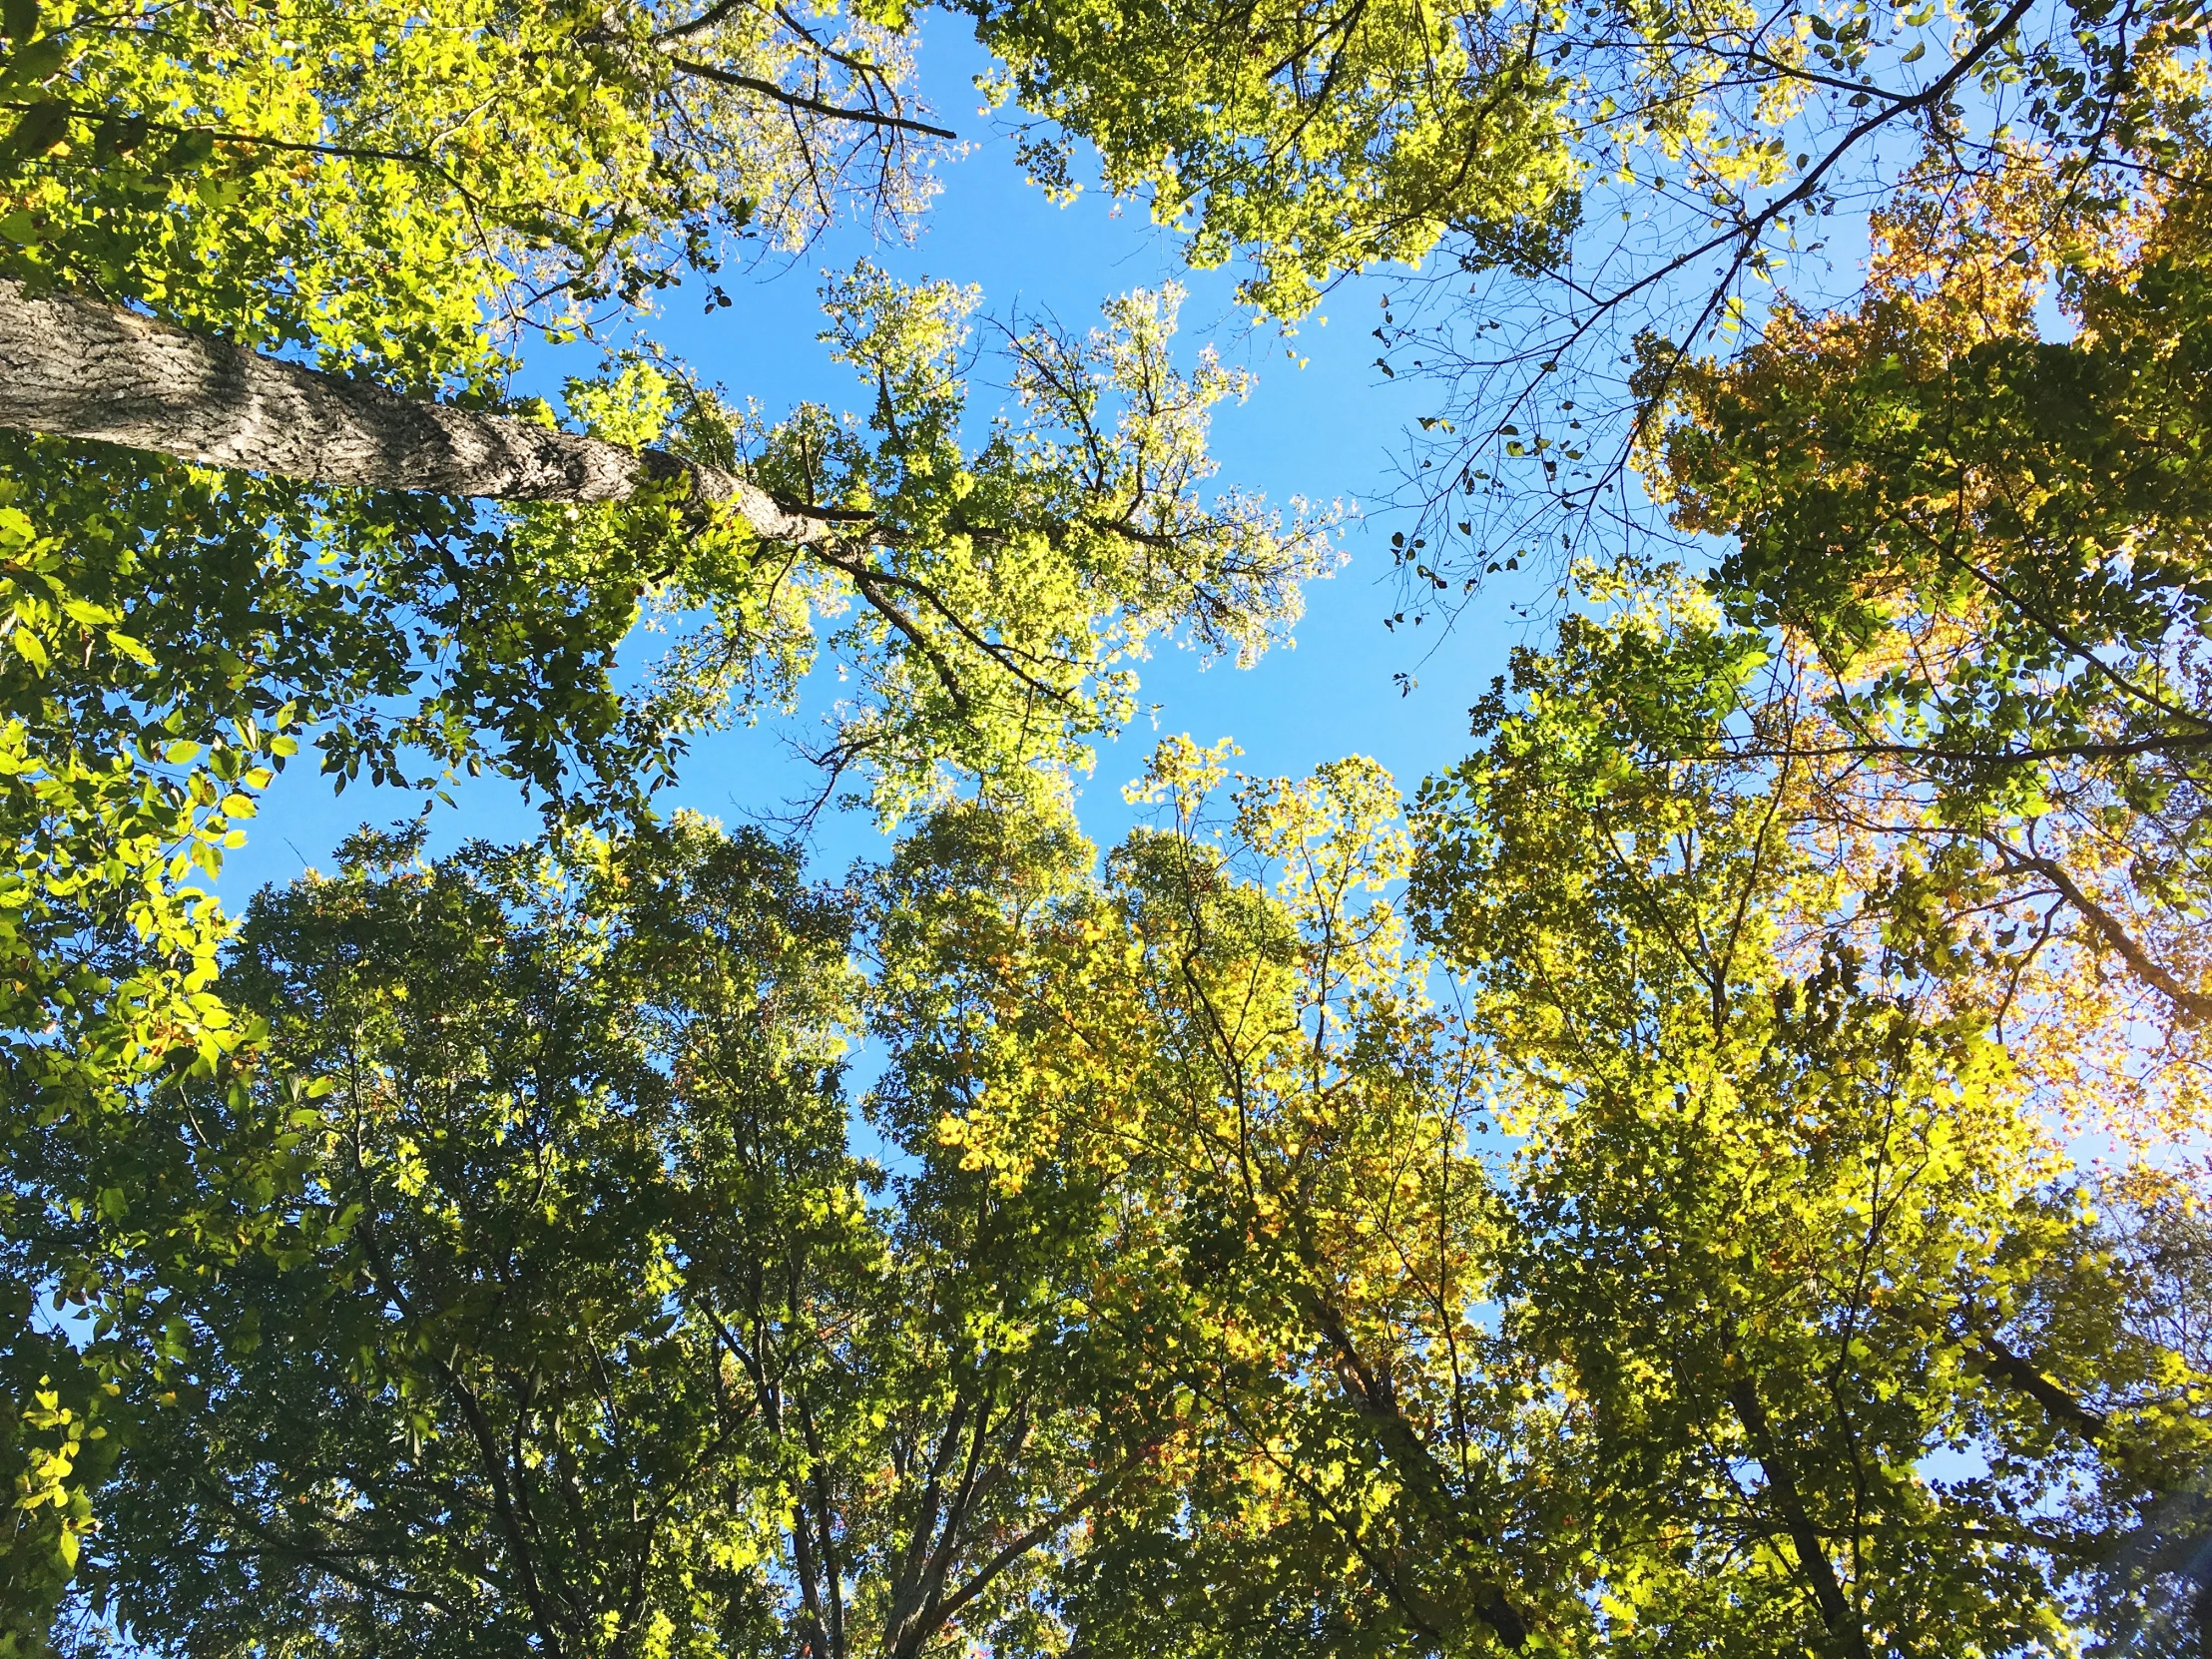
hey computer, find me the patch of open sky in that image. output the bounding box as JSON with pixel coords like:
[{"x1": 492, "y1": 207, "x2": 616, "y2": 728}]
[{"x1": 215, "y1": 16, "x2": 1566, "y2": 914}]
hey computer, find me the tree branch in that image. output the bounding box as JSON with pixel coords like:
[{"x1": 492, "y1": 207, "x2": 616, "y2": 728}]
[
  {"x1": 0, "y1": 278, "x2": 847, "y2": 546},
  {"x1": 1967, "y1": 1328, "x2": 2113, "y2": 1444},
  {"x1": 1989, "y1": 845, "x2": 2212, "y2": 1026},
  {"x1": 923, "y1": 1445, "x2": 1154, "y2": 1635},
  {"x1": 662, "y1": 56, "x2": 956, "y2": 140}
]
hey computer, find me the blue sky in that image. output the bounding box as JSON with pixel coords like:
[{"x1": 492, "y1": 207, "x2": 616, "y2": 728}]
[{"x1": 218, "y1": 28, "x2": 1561, "y2": 902}]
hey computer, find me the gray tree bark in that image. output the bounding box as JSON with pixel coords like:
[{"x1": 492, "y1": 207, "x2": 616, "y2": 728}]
[{"x1": 0, "y1": 279, "x2": 838, "y2": 544}]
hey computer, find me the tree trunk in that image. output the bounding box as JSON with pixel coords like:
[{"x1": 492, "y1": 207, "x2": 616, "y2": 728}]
[
  {"x1": 1727, "y1": 1376, "x2": 1871, "y2": 1659},
  {"x1": 0, "y1": 279, "x2": 837, "y2": 543}
]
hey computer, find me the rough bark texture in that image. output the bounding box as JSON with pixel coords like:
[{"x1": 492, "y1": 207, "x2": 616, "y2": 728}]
[{"x1": 0, "y1": 279, "x2": 838, "y2": 544}]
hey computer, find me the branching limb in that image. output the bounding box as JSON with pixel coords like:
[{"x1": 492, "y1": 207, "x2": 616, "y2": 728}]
[{"x1": 662, "y1": 55, "x2": 955, "y2": 140}]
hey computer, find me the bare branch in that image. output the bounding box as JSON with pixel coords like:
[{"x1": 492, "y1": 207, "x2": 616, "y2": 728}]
[{"x1": 662, "y1": 55, "x2": 955, "y2": 140}]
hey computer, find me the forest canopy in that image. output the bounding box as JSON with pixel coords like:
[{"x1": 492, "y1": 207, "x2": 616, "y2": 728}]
[{"x1": 3, "y1": 0, "x2": 2212, "y2": 1656}]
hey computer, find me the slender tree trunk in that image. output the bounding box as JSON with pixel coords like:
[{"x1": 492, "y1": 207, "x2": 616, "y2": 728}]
[
  {"x1": 0, "y1": 279, "x2": 837, "y2": 543},
  {"x1": 1295, "y1": 1285, "x2": 1528, "y2": 1649},
  {"x1": 1727, "y1": 1376, "x2": 1871, "y2": 1659}
]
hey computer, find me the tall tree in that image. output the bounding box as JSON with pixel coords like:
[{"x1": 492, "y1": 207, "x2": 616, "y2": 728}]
[
  {"x1": 867, "y1": 750, "x2": 1549, "y2": 1657},
  {"x1": 1641, "y1": 139, "x2": 2212, "y2": 1092},
  {"x1": 1409, "y1": 577, "x2": 2212, "y2": 1654},
  {"x1": 85, "y1": 818, "x2": 1184, "y2": 1659}
]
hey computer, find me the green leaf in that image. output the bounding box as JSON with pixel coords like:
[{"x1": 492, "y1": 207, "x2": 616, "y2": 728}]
[
  {"x1": 152, "y1": 128, "x2": 216, "y2": 176},
  {"x1": 5, "y1": 99, "x2": 69, "y2": 159},
  {"x1": 58, "y1": 597, "x2": 114, "y2": 627}
]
